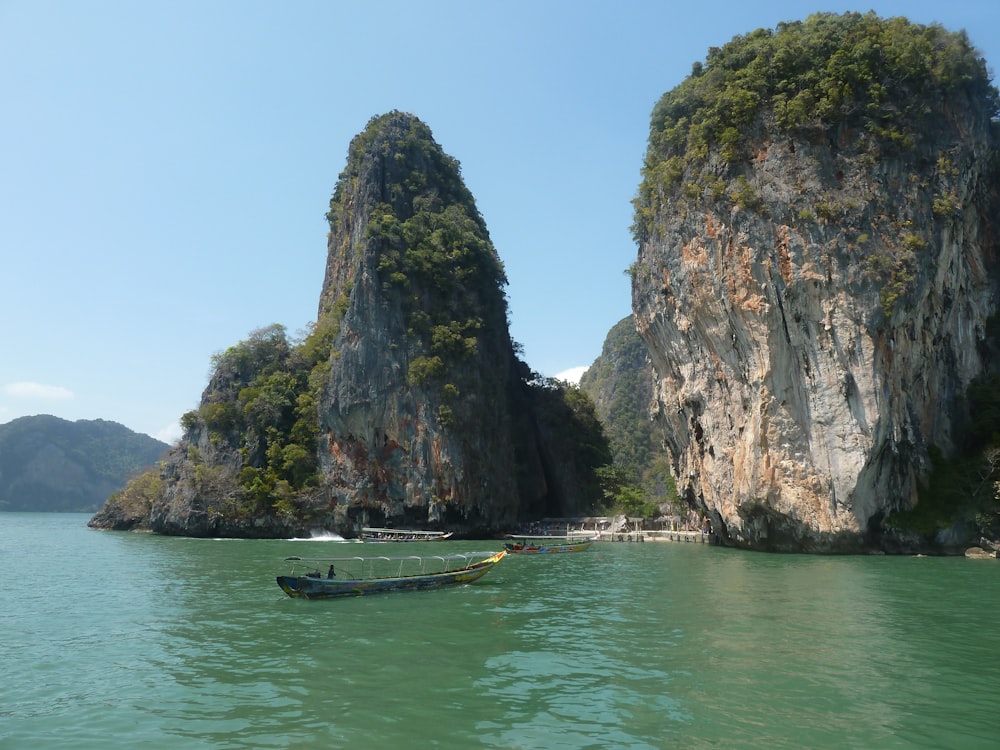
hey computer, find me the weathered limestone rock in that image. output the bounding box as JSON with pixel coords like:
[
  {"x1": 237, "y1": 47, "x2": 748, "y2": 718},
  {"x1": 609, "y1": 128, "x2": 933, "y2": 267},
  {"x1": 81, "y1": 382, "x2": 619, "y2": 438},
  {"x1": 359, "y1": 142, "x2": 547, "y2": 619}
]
[
  {"x1": 965, "y1": 547, "x2": 997, "y2": 559},
  {"x1": 315, "y1": 112, "x2": 527, "y2": 532},
  {"x1": 632, "y1": 39, "x2": 1000, "y2": 552}
]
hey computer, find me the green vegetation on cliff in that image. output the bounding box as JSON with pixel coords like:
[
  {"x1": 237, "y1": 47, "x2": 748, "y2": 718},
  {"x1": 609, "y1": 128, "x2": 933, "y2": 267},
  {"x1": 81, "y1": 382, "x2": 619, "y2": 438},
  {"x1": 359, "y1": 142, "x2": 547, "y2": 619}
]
[
  {"x1": 517, "y1": 374, "x2": 612, "y2": 519},
  {"x1": 579, "y1": 317, "x2": 680, "y2": 518},
  {"x1": 191, "y1": 324, "x2": 331, "y2": 516},
  {"x1": 96, "y1": 322, "x2": 337, "y2": 531},
  {"x1": 94, "y1": 322, "x2": 335, "y2": 527},
  {"x1": 580, "y1": 317, "x2": 657, "y2": 476},
  {"x1": 334, "y1": 113, "x2": 509, "y2": 400},
  {"x1": 633, "y1": 11, "x2": 999, "y2": 242},
  {"x1": 889, "y1": 372, "x2": 1000, "y2": 541}
]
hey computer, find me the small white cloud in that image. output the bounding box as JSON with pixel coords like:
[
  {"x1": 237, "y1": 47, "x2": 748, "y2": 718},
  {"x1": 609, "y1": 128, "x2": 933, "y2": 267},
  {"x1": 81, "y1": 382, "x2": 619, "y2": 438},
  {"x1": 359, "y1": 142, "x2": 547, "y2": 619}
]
[
  {"x1": 4, "y1": 382, "x2": 75, "y2": 400},
  {"x1": 154, "y1": 420, "x2": 184, "y2": 444},
  {"x1": 553, "y1": 366, "x2": 588, "y2": 385}
]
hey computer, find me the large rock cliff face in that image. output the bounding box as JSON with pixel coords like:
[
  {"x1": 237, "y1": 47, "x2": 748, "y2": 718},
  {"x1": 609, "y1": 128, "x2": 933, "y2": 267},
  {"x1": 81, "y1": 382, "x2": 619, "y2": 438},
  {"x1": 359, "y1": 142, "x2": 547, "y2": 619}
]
[
  {"x1": 314, "y1": 112, "x2": 525, "y2": 531},
  {"x1": 631, "y1": 14, "x2": 1000, "y2": 551}
]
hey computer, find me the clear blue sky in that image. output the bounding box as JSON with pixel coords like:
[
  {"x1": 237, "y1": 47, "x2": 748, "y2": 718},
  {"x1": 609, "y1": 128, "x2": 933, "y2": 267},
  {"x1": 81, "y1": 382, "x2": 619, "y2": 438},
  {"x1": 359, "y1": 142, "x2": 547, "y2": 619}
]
[{"x1": 2, "y1": 1, "x2": 998, "y2": 442}]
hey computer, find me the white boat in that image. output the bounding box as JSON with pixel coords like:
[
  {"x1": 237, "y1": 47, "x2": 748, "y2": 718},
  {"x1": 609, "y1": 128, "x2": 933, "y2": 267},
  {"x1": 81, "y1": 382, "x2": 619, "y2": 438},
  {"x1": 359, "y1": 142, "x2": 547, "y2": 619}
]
[{"x1": 360, "y1": 527, "x2": 454, "y2": 543}]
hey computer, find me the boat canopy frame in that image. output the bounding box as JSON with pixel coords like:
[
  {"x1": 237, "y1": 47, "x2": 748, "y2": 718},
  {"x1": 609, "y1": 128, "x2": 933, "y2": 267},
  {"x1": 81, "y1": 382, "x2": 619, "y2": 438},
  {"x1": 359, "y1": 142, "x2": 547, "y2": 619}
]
[{"x1": 283, "y1": 550, "x2": 498, "y2": 581}]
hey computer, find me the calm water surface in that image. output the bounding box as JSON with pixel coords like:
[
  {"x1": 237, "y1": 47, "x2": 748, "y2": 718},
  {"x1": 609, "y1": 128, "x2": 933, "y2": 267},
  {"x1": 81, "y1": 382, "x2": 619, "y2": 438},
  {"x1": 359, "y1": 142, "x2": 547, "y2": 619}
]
[{"x1": 1, "y1": 513, "x2": 998, "y2": 749}]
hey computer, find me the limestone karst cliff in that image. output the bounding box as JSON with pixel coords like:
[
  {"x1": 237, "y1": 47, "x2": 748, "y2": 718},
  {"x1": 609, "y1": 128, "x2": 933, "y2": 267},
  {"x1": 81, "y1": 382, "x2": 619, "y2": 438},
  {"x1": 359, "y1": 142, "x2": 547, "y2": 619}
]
[
  {"x1": 630, "y1": 13, "x2": 1000, "y2": 551},
  {"x1": 91, "y1": 112, "x2": 609, "y2": 537},
  {"x1": 314, "y1": 111, "x2": 582, "y2": 532}
]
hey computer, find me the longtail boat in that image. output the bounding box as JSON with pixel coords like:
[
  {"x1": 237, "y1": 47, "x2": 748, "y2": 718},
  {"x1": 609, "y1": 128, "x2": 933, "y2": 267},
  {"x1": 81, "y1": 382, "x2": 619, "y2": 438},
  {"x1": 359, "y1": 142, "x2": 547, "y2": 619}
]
[
  {"x1": 276, "y1": 549, "x2": 505, "y2": 599},
  {"x1": 503, "y1": 534, "x2": 595, "y2": 554},
  {"x1": 360, "y1": 527, "x2": 454, "y2": 542}
]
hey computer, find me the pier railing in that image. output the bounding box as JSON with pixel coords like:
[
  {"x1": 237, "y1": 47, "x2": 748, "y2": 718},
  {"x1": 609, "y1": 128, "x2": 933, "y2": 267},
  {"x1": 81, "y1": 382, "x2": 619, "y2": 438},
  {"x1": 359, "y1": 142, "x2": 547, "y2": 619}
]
[{"x1": 597, "y1": 530, "x2": 715, "y2": 544}]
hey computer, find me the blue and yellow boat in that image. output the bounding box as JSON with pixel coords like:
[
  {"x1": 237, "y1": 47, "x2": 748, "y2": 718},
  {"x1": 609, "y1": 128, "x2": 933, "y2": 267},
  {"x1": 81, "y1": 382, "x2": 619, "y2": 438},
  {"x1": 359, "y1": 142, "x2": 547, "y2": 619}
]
[{"x1": 276, "y1": 549, "x2": 505, "y2": 599}]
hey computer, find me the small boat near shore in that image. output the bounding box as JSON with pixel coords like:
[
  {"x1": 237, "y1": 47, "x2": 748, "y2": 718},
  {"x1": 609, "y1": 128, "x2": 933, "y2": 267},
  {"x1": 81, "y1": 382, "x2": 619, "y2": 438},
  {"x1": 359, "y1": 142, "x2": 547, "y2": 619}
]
[
  {"x1": 503, "y1": 534, "x2": 595, "y2": 554},
  {"x1": 276, "y1": 549, "x2": 505, "y2": 599},
  {"x1": 360, "y1": 527, "x2": 454, "y2": 542}
]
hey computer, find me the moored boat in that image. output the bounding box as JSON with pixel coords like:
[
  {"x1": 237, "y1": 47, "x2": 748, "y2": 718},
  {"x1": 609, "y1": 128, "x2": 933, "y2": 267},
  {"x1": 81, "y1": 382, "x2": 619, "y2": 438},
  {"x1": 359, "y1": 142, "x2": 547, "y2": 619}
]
[
  {"x1": 503, "y1": 535, "x2": 595, "y2": 554},
  {"x1": 360, "y1": 527, "x2": 454, "y2": 542},
  {"x1": 276, "y1": 549, "x2": 505, "y2": 599}
]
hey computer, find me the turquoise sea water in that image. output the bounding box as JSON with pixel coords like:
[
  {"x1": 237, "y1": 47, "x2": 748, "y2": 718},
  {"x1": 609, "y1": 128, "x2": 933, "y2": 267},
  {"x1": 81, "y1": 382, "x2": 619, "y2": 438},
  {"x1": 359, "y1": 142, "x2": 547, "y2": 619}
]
[{"x1": 1, "y1": 513, "x2": 998, "y2": 749}]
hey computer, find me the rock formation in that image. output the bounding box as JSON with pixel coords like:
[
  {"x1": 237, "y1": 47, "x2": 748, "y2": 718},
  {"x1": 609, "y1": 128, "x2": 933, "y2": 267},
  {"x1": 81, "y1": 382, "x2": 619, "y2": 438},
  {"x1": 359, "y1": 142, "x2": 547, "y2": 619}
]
[
  {"x1": 315, "y1": 111, "x2": 526, "y2": 531},
  {"x1": 90, "y1": 112, "x2": 608, "y2": 537},
  {"x1": 630, "y1": 13, "x2": 1000, "y2": 551}
]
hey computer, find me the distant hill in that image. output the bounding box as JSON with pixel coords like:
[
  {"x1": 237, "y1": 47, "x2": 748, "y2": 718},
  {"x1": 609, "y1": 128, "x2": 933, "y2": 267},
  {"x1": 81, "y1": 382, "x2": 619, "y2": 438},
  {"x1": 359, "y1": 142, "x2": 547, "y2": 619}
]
[
  {"x1": 0, "y1": 415, "x2": 168, "y2": 512},
  {"x1": 579, "y1": 316, "x2": 659, "y2": 478}
]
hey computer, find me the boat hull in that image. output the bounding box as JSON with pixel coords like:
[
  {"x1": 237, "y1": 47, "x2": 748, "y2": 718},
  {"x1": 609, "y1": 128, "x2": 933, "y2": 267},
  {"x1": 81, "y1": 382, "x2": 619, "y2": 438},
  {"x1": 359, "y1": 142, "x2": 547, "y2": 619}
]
[
  {"x1": 276, "y1": 551, "x2": 504, "y2": 599},
  {"x1": 504, "y1": 540, "x2": 594, "y2": 554}
]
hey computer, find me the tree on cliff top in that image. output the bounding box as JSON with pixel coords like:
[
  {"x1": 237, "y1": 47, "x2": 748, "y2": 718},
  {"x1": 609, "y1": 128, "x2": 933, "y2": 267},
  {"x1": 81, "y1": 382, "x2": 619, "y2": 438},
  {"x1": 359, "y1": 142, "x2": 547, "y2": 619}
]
[
  {"x1": 633, "y1": 11, "x2": 999, "y2": 241},
  {"x1": 325, "y1": 111, "x2": 510, "y2": 393}
]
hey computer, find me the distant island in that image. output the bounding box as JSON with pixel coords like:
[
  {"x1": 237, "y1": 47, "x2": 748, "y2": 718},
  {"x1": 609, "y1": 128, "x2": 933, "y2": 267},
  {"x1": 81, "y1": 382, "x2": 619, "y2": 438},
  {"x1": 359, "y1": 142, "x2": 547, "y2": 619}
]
[{"x1": 0, "y1": 415, "x2": 168, "y2": 512}]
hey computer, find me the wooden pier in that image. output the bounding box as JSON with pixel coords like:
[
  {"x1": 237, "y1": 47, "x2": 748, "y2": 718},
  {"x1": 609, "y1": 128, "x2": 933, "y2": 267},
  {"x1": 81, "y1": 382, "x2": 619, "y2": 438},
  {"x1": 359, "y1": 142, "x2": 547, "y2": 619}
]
[
  {"x1": 533, "y1": 517, "x2": 718, "y2": 546},
  {"x1": 598, "y1": 530, "x2": 715, "y2": 544}
]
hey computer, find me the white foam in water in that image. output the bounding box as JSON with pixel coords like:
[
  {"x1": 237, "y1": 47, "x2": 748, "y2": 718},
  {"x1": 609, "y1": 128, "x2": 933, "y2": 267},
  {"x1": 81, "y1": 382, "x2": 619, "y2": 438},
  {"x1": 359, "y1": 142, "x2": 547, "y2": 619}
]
[{"x1": 289, "y1": 530, "x2": 360, "y2": 542}]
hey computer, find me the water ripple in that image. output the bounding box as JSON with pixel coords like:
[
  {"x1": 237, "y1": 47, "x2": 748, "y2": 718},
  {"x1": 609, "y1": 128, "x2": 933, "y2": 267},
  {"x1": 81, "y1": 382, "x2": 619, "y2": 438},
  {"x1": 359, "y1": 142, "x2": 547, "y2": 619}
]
[{"x1": 4, "y1": 518, "x2": 1000, "y2": 749}]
